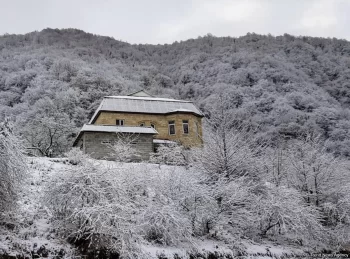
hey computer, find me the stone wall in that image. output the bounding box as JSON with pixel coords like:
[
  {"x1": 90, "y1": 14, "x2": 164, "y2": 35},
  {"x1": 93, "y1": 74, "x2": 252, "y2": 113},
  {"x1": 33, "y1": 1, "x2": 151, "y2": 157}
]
[
  {"x1": 94, "y1": 112, "x2": 203, "y2": 147},
  {"x1": 83, "y1": 132, "x2": 154, "y2": 161}
]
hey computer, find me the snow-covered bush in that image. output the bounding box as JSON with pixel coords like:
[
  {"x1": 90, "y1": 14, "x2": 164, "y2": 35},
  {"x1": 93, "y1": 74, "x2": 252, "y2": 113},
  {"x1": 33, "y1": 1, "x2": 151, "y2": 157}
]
[
  {"x1": 108, "y1": 133, "x2": 140, "y2": 162},
  {"x1": 162, "y1": 168, "x2": 218, "y2": 236},
  {"x1": 320, "y1": 184, "x2": 350, "y2": 247},
  {"x1": 140, "y1": 204, "x2": 192, "y2": 245},
  {"x1": 211, "y1": 177, "x2": 258, "y2": 240},
  {"x1": 0, "y1": 119, "x2": 27, "y2": 213},
  {"x1": 256, "y1": 185, "x2": 325, "y2": 245},
  {"x1": 44, "y1": 158, "x2": 143, "y2": 258},
  {"x1": 150, "y1": 143, "x2": 188, "y2": 166},
  {"x1": 64, "y1": 147, "x2": 89, "y2": 165}
]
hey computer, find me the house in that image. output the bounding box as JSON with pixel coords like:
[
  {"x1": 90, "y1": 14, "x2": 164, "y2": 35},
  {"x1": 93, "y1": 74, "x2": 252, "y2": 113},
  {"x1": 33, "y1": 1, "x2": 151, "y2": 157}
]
[{"x1": 73, "y1": 90, "x2": 203, "y2": 160}]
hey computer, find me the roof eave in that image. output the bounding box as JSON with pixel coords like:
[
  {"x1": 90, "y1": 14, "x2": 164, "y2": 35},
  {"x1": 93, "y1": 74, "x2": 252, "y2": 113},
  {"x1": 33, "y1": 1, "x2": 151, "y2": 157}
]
[{"x1": 91, "y1": 110, "x2": 204, "y2": 123}]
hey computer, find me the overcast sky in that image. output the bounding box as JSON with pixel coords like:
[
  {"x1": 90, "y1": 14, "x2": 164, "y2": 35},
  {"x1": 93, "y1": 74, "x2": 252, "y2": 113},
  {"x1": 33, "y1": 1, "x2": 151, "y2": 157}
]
[{"x1": 1, "y1": 0, "x2": 349, "y2": 44}]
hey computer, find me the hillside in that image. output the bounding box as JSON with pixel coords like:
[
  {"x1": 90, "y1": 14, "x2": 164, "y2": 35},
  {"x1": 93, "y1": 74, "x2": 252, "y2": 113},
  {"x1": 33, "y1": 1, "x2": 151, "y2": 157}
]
[{"x1": 1, "y1": 29, "x2": 350, "y2": 155}]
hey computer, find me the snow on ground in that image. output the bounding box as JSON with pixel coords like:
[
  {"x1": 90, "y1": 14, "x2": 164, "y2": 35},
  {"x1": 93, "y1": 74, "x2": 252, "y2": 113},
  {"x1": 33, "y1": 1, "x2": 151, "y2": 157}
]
[
  {"x1": 0, "y1": 157, "x2": 75, "y2": 258},
  {"x1": 1, "y1": 157, "x2": 307, "y2": 258}
]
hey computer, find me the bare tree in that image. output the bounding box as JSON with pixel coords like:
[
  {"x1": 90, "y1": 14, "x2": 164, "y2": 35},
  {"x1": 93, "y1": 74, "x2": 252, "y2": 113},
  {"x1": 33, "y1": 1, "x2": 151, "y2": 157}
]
[
  {"x1": 108, "y1": 133, "x2": 140, "y2": 162},
  {"x1": 194, "y1": 92, "x2": 265, "y2": 180},
  {"x1": 193, "y1": 123, "x2": 264, "y2": 180},
  {"x1": 285, "y1": 133, "x2": 347, "y2": 207},
  {"x1": 21, "y1": 115, "x2": 75, "y2": 157},
  {"x1": 256, "y1": 185, "x2": 324, "y2": 245}
]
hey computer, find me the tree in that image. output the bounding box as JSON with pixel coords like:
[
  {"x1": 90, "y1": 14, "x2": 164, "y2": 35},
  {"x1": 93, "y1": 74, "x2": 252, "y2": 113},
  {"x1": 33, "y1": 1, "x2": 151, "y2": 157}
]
[
  {"x1": 108, "y1": 133, "x2": 140, "y2": 162},
  {"x1": 21, "y1": 114, "x2": 75, "y2": 157},
  {"x1": 19, "y1": 96, "x2": 77, "y2": 157},
  {"x1": 212, "y1": 177, "x2": 258, "y2": 240},
  {"x1": 0, "y1": 119, "x2": 27, "y2": 213},
  {"x1": 194, "y1": 92, "x2": 264, "y2": 179},
  {"x1": 256, "y1": 185, "x2": 324, "y2": 245},
  {"x1": 264, "y1": 133, "x2": 350, "y2": 247},
  {"x1": 150, "y1": 143, "x2": 188, "y2": 166},
  {"x1": 285, "y1": 134, "x2": 347, "y2": 208}
]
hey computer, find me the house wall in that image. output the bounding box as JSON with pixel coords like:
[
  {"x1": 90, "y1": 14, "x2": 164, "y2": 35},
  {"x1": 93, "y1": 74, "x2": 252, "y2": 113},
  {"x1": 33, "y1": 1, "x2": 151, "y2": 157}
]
[
  {"x1": 93, "y1": 112, "x2": 203, "y2": 147},
  {"x1": 82, "y1": 132, "x2": 154, "y2": 161}
]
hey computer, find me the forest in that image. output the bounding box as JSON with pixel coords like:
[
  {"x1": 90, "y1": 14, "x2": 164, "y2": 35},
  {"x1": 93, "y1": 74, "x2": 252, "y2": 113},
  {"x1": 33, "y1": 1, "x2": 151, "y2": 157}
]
[
  {"x1": 1, "y1": 28, "x2": 350, "y2": 156},
  {"x1": 1, "y1": 29, "x2": 350, "y2": 258}
]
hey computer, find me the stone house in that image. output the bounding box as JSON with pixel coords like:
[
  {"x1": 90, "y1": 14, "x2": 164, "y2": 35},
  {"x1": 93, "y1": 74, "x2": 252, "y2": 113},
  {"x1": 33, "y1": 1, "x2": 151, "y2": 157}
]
[{"x1": 73, "y1": 90, "x2": 204, "y2": 160}]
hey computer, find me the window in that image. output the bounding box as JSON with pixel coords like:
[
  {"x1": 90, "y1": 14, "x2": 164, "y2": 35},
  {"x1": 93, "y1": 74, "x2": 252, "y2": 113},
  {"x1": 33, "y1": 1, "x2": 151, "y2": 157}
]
[
  {"x1": 139, "y1": 122, "x2": 145, "y2": 127},
  {"x1": 101, "y1": 140, "x2": 111, "y2": 144},
  {"x1": 182, "y1": 120, "x2": 189, "y2": 134},
  {"x1": 116, "y1": 119, "x2": 124, "y2": 126},
  {"x1": 168, "y1": 120, "x2": 175, "y2": 135},
  {"x1": 151, "y1": 123, "x2": 156, "y2": 129}
]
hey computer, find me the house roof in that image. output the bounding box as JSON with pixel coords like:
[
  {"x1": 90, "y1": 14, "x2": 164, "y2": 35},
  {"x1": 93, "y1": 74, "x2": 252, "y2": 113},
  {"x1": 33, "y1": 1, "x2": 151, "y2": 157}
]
[
  {"x1": 153, "y1": 139, "x2": 177, "y2": 144},
  {"x1": 89, "y1": 96, "x2": 203, "y2": 123},
  {"x1": 128, "y1": 90, "x2": 153, "y2": 97},
  {"x1": 73, "y1": 124, "x2": 158, "y2": 146},
  {"x1": 81, "y1": 124, "x2": 158, "y2": 134}
]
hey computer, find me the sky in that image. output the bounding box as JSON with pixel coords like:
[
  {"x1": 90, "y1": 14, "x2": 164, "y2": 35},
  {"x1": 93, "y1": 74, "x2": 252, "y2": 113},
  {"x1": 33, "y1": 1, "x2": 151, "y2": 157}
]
[{"x1": 1, "y1": 0, "x2": 350, "y2": 44}]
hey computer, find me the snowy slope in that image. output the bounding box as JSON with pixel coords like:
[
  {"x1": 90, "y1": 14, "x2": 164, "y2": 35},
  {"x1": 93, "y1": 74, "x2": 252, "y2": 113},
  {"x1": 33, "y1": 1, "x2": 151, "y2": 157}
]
[
  {"x1": 0, "y1": 157, "x2": 307, "y2": 259},
  {"x1": 0, "y1": 158, "x2": 75, "y2": 258}
]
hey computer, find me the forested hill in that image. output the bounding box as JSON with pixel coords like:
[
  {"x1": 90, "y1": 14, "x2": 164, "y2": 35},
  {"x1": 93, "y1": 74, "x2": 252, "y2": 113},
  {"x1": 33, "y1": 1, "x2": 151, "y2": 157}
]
[{"x1": 1, "y1": 28, "x2": 350, "y2": 156}]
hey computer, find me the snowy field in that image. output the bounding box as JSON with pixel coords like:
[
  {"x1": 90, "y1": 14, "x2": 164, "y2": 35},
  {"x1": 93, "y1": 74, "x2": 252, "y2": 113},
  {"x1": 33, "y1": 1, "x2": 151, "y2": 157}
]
[{"x1": 0, "y1": 157, "x2": 313, "y2": 258}]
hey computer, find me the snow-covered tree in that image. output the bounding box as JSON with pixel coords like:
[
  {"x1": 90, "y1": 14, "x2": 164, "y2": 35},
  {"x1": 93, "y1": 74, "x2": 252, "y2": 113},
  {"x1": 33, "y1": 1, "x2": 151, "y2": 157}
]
[
  {"x1": 285, "y1": 134, "x2": 348, "y2": 208},
  {"x1": 0, "y1": 119, "x2": 27, "y2": 213},
  {"x1": 108, "y1": 133, "x2": 140, "y2": 162},
  {"x1": 256, "y1": 185, "x2": 324, "y2": 245},
  {"x1": 193, "y1": 124, "x2": 263, "y2": 180},
  {"x1": 212, "y1": 177, "x2": 258, "y2": 239},
  {"x1": 150, "y1": 143, "x2": 188, "y2": 166}
]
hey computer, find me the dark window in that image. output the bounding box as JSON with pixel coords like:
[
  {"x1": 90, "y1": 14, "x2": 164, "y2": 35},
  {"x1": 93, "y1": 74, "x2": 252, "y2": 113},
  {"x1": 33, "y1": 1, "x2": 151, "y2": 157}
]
[
  {"x1": 151, "y1": 123, "x2": 156, "y2": 129},
  {"x1": 139, "y1": 122, "x2": 145, "y2": 127},
  {"x1": 168, "y1": 121, "x2": 175, "y2": 135},
  {"x1": 116, "y1": 119, "x2": 124, "y2": 126},
  {"x1": 182, "y1": 120, "x2": 189, "y2": 134}
]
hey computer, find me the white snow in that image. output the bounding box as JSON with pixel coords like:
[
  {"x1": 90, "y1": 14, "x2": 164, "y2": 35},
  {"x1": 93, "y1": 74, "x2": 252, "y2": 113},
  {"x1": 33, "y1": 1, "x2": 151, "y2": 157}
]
[
  {"x1": 153, "y1": 139, "x2": 177, "y2": 144},
  {"x1": 0, "y1": 157, "x2": 74, "y2": 257},
  {"x1": 0, "y1": 157, "x2": 309, "y2": 258},
  {"x1": 105, "y1": 95, "x2": 191, "y2": 103},
  {"x1": 80, "y1": 124, "x2": 158, "y2": 134}
]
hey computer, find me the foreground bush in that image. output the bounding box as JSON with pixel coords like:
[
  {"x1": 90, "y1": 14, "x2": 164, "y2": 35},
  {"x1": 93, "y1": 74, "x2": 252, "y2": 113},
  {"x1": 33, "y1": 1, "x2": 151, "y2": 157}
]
[
  {"x1": 0, "y1": 119, "x2": 27, "y2": 214},
  {"x1": 44, "y1": 154, "x2": 144, "y2": 258}
]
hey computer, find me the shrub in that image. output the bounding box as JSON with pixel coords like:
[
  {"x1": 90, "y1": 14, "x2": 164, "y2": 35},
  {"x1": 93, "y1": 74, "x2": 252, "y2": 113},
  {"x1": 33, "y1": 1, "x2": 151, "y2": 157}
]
[
  {"x1": 0, "y1": 119, "x2": 27, "y2": 213},
  {"x1": 64, "y1": 147, "x2": 89, "y2": 165},
  {"x1": 108, "y1": 133, "x2": 140, "y2": 162},
  {"x1": 150, "y1": 143, "x2": 188, "y2": 166},
  {"x1": 256, "y1": 185, "x2": 325, "y2": 245},
  {"x1": 44, "y1": 158, "x2": 143, "y2": 258}
]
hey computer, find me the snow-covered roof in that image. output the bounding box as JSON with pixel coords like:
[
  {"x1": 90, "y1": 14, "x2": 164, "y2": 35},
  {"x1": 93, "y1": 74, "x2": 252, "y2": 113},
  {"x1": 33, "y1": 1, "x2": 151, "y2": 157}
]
[
  {"x1": 73, "y1": 124, "x2": 158, "y2": 146},
  {"x1": 105, "y1": 96, "x2": 190, "y2": 102},
  {"x1": 89, "y1": 96, "x2": 203, "y2": 123},
  {"x1": 127, "y1": 90, "x2": 153, "y2": 97},
  {"x1": 81, "y1": 124, "x2": 158, "y2": 134},
  {"x1": 153, "y1": 139, "x2": 177, "y2": 144}
]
